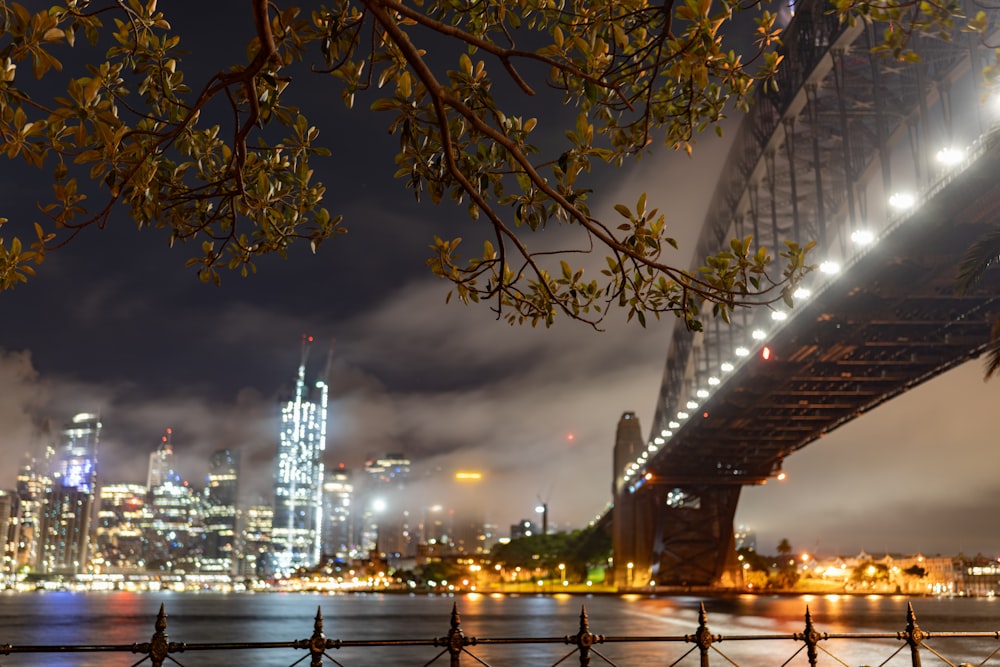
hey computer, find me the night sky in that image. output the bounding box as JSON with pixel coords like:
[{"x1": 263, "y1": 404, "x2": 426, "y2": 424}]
[{"x1": 1, "y1": 3, "x2": 999, "y2": 560}]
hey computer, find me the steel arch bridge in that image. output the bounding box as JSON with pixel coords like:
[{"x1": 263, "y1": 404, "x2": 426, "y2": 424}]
[{"x1": 609, "y1": 0, "x2": 1000, "y2": 589}]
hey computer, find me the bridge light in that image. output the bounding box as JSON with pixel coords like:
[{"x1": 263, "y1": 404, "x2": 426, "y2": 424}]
[
  {"x1": 888, "y1": 191, "x2": 916, "y2": 210},
  {"x1": 771, "y1": 311, "x2": 788, "y2": 322},
  {"x1": 721, "y1": 362, "x2": 735, "y2": 372},
  {"x1": 708, "y1": 376, "x2": 720, "y2": 386},
  {"x1": 668, "y1": 421, "x2": 680, "y2": 429},
  {"x1": 777, "y1": 471, "x2": 787, "y2": 481},
  {"x1": 662, "y1": 430, "x2": 673, "y2": 437},
  {"x1": 644, "y1": 473, "x2": 652, "y2": 481},
  {"x1": 819, "y1": 260, "x2": 841, "y2": 275},
  {"x1": 751, "y1": 329, "x2": 766, "y2": 340},
  {"x1": 677, "y1": 411, "x2": 690, "y2": 420},
  {"x1": 653, "y1": 437, "x2": 664, "y2": 445},
  {"x1": 793, "y1": 287, "x2": 812, "y2": 299},
  {"x1": 735, "y1": 346, "x2": 750, "y2": 357},
  {"x1": 935, "y1": 147, "x2": 965, "y2": 166},
  {"x1": 850, "y1": 229, "x2": 875, "y2": 246},
  {"x1": 702, "y1": 411, "x2": 709, "y2": 418},
  {"x1": 761, "y1": 345, "x2": 772, "y2": 360},
  {"x1": 686, "y1": 400, "x2": 698, "y2": 410},
  {"x1": 696, "y1": 389, "x2": 709, "y2": 398}
]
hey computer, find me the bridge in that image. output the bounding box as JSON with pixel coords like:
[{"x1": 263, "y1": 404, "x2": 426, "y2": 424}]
[{"x1": 609, "y1": 0, "x2": 1000, "y2": 588}]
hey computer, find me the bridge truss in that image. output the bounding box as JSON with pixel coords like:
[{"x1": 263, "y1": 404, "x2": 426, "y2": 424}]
[{"x1": 612, "y1": 0, "x2": 1000, "y2": 588}]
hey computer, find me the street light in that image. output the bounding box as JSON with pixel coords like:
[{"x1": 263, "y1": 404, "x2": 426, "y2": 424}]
[
  {"x1": 559, "y1": 563, "x2": 566, "y2": 587},
  {"x1": 627, "y1": 561, "x2": 634, "y2": 589}
]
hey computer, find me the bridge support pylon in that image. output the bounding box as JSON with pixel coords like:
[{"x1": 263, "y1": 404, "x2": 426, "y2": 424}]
[{"x1": 613, "y1": 481, "x2": 742, "y2": 590}]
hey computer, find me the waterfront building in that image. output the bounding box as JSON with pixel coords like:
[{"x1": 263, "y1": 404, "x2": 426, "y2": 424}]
[
  {"x1": 0, "y1": 490, "x2": 18, "y2": 585},
  {"x1": 271, "y1": 339, "x2": 329, "y2": 575},
  {"x1": 203, "y1": 449, "x2": 240, "y2": 573},
  {"x1": 359, "y1": 453, "x2": 411, "y2": 562},
  {"x1": 239, "y1": 503, "x2": 273, "y2": 578},
  {"x1": 321, "y1": 464, "x2": 354, "y2": 563},
  {"x1": 94, "y1": 483, "x2": 148, "y2": 572},
  {"x1": 144, "y1": 471, "x2": 204, "y2": 571},
  {"x1": 38, "y1": 413, "x2": 102, "y2": 575},
  {"x1": 14, "y1": 454, "x2": 50, "y2": 573}
]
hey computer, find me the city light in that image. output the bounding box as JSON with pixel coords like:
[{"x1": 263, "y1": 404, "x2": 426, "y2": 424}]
[
  {"x1": 935, "y1": 147, "x2": 965, "y2": 166},
  {"x1": 455, "y1": 471, "x2": 483, "y2": 481},
  {"x1": 888, "y1": 191, "x2": 916, "y2": 210},
  {"x1": 819, "y1": 260, "x2": 840, "y2": 275},
  {"x1": 850, "y1": 229, "x2": 875, "y2": 246}
]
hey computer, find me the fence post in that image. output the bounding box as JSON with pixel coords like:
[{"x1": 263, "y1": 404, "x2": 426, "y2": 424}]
[
  {"x1": 797, "y1": 606, "x2": 823, "y2": 667},
  {"x1": 570, "y1": 606, "x2": 602, "y2": 667},
  {"x1": 690, "y1": 603, "x2": 713, "y2": 667},
  {"x1": 309, "y1": 607, "x2": 327, "y2": 667},
  {"x1": 148, "y1": 604, "x2": 170, "y2": 667},
  {"x1": 903, "y1": 603, "x2": 924, "y2": 667},
  {"x1": 442, "y1": 603, "x2": 466, "y2": 667}
]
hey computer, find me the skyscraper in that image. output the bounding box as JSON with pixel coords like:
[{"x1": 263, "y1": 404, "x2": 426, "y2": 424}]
[
  {"x1": 55, "y1": 413, "x2": 101, "y2": 494},
  {"x1": 203, "y1": 449, "x2": 240, "y2": 573},
  {"x1": 147, "y1": 428, "x2": 175, "y2": 489},
  {"x1": 271, "y1": 337, "x2": 329, "y2": 575},
  {"x1": 39, "y1": 413, "x2": 101, "y2": 574},
  {"x1": 360, "y1": 453, "x2": 410, "y2": 561},
  {"x1": 321, "y1": 464, "x2": 354, "y2": 562}
]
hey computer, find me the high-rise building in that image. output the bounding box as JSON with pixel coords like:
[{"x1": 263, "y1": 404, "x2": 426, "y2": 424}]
[
  {"x1": 360, "y1": 453, "x2": 411, "y2": 561},
  {"x1": 271, "y1": 338, "x2": 329, "y2": 575},
  {"x1": 15, "y1": 452, "x2": 50, "y2": 572},
  {"x1": 94, "y1": 483, "x2": 148, "y2": 572},
  {"x1": 39, "y1": 413, "x2": 102, "y2": 574},
  {"x1": 321, "y1": 464, "x2": 354, "y2": 562},
  {"x1": 0, "y1": 490, "x2": 19, "y2": 585},
  {"x1": 143, "y1": 471, "x2": 203, "y2": 571},
  {"x1": 203, "y1": 449, "x2": 240, "y2": 573},
  {"x1": 148, "y1": 429, "x2": 175, "y2": 489},
  {"x1": 239, "y1": 503, "x2": 273, "y2": 578},
  {"x1": 55, "y1": 413, "x2": 101, "y2": 495}
]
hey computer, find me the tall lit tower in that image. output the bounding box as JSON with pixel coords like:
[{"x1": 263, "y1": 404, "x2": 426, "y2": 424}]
[
  {"x1": 271, "y1": 337, "x2": 329, "y2": 575},
  {"x1": 203, "y1": 449, "x2": 240, "y2": 573},
  {"x1": 147, "y1": 428, "x2": 175, "y2": 489},
  {"x1": 56, "y1": 413, "x2": 101, "y2": 494},
  {"x1": 39, "y1": 412, "x2": 102, "y2": 574}
]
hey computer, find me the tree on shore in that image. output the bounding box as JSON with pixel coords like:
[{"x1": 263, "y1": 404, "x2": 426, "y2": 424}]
[{"x1": 0, "y1": 0, "x2": 989, "y2": 327}]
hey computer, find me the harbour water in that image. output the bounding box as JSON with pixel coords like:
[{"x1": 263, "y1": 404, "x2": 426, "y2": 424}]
[{"x1": 1, "y1": 591, "x2": 999, "y2": 666}]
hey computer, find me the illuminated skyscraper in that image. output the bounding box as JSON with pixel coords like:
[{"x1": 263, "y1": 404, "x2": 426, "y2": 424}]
[
  {"x1": 39, "y1": 413, "x2": 102, "y2": 574},
  {"x1": 271, "y1": 338, "x2": 329, "y2": 575},
  {"x1": 55, "y1": 413, "x2": 101, "y2": 494},
  {"x1": 203, "y1": 449, "x2": 240, "y2": 573},
  {"x1": 148, "y1": 428, "x2": 175, "y2": 489},
  {"x1": 94, "y1": 483, "x2": 148, "y2": 571},
  {"x1": 360, "y1": 453, "x2": 410, "y2": 561},
  {"x1": 321, "y1": 464, "x2": 354, "y2": 562}
]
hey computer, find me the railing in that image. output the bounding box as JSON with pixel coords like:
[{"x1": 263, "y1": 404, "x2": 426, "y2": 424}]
[{"x1": 2, "y1": 602, "x2": 999, "y2": 667}]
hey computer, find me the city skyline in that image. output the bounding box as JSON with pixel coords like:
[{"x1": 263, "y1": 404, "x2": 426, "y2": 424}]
[{"x1": 2, "y1": 4, "x2": 1000, "y2": 562}]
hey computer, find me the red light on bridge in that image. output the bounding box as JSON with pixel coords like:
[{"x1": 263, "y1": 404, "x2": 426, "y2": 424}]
[{"x1": 761, "y1": 345, "x2": 772, "y2": 360}]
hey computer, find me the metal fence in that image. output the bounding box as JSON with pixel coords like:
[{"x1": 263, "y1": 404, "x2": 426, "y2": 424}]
[{"x1": 2, "y1": 601, "x2": 999, "y2": 667}]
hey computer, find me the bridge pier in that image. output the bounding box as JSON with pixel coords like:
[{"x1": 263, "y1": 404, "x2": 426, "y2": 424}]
[{"x1": 612, "y1": 413, "x2": 743, "y2": 590}]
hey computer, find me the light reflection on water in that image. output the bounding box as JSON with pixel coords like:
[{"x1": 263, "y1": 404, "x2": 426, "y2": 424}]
[{"x1": 1, "y1": 591, "x2": 998, "y2": 666}]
